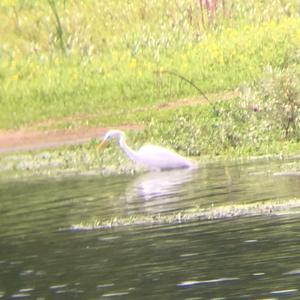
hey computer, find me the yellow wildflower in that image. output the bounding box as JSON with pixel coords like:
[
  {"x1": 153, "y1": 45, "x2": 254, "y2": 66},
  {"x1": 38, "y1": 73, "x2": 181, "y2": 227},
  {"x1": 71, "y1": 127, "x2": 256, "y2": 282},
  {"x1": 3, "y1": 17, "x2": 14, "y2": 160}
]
[
  {"x1": 11, "y1": 74, "x2": 19, "y2": 81},
  {"x1": 128, "y1": 58, "x2": 137, "y2": 69}
]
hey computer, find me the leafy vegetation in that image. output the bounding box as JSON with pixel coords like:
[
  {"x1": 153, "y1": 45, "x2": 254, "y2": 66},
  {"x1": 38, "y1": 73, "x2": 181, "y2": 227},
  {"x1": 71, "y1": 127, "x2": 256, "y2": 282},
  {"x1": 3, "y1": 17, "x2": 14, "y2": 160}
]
[
  {"x1": 137, "y1": 65, "x2": 300, "y2": 157},
  {"x1": 0, "y1": 0, "x2": 300, "y2": 130},
  {"x1": 242, "y1": 66, "x2": 300, "y2": 140},
  {"x1": 0, "y1": 0, "x2": 299, "y2": 167}
]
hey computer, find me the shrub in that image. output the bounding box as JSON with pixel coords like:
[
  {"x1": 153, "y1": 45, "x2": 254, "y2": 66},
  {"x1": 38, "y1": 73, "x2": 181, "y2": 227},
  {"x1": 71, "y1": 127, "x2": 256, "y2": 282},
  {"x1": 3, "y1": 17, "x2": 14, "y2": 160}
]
[
  {"x1": 142, "y1": 66, "x2": 300, "y2": 157},
  {"x1": 241, "y1": 66, "x2": 300, "y2": 140}
]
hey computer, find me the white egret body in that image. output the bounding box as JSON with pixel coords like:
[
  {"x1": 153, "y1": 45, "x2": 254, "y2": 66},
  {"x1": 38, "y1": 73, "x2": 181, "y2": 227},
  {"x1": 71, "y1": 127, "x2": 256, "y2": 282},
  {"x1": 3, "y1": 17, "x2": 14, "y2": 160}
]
[{"x1": 98, "y1": 130, "x2": 194, "y2": 170}]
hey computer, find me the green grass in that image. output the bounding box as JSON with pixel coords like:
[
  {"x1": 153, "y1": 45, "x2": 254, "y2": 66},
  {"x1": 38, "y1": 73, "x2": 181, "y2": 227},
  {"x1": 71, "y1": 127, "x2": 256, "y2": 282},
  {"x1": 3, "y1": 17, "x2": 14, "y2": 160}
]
[
  {"x1": 0, "y1": 0, "x2": 300, "y2": 169},
  {"x1": 0, "y1": 0, "x2": 300, "y2": 130}
]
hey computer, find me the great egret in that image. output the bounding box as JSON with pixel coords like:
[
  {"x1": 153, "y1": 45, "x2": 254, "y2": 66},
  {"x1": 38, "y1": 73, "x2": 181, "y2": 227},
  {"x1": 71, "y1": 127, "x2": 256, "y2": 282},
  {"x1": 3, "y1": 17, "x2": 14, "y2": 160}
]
[{"x1": 98, "y1": 129, "x2": 194, "y2": 170}]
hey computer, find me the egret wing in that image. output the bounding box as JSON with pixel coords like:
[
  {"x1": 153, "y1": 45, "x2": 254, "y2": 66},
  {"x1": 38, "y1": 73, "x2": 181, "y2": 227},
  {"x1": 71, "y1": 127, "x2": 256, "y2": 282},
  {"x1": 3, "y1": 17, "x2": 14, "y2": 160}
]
[{"x1": 137, "y1": 145, "x2": 192, "y2": 170}]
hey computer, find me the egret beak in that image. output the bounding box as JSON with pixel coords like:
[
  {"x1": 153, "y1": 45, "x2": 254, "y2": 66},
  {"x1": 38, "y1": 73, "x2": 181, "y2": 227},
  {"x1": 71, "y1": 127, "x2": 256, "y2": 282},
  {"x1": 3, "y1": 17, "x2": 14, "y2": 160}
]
[{"x1": 97, "y1": 140, "x2": 107, "y2": 151}]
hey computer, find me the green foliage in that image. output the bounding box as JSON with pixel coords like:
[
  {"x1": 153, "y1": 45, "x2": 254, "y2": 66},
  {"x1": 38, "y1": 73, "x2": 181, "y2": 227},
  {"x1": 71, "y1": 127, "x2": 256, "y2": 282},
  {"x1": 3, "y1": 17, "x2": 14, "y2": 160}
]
[
  {"x1": 242, "y1": 66, "x2": 300, "y2": 140},
  {"x1": 141, "y1": 66, "x2": 300, "y2": 157},
  {"x1": 0, "y1": 0, "x2": 299, "y2": 160},
  {"x1": 140, "y1": 102, "x2": 252, "y2": 157},
  {"x1": 0, "y1": 1, "x2": 300, "y2": 129}
]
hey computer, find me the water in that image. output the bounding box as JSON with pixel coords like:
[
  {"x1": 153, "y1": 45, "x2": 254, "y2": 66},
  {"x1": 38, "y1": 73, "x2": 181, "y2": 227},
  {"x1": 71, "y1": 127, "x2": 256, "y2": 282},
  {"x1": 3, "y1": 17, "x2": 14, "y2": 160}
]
[{"x1": 0, "y1": 158, "x2": 300, "y2": 299}]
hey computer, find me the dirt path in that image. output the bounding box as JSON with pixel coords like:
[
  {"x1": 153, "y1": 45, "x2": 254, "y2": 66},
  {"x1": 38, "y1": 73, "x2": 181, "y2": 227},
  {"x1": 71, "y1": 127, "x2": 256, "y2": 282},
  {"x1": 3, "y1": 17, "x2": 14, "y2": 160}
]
[
  {"x1": 0, "y1": 91, "x2": 237, "y2": 154},
  {"x1": 0, "y1": 125, "x2": 141, "y2": 153}
]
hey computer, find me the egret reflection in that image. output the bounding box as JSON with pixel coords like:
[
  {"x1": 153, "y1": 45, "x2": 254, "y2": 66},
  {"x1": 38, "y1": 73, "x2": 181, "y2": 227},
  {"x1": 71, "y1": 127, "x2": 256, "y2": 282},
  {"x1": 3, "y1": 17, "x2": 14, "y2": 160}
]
[{"x1": 124, "y1": 168, "x2": 196, "y2": 214}]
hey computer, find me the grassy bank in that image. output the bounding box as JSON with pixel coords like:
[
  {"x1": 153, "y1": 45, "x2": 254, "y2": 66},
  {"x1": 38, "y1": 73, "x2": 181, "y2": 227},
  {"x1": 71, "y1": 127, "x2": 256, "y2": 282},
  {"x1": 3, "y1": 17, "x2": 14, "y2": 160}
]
[
  {"x1": 1, "y1": 1, "x2": 300, "y2": 129},
  {"x1": 0, "y1": 1, "x2": 300, "y2": 169}
]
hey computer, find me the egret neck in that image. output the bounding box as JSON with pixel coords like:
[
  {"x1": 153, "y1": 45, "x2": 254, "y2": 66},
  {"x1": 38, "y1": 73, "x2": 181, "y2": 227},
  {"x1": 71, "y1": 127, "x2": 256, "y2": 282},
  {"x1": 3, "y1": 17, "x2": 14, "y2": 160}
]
[{"x1": 118, "y1": 134, "x2": 138, "y2": 162}]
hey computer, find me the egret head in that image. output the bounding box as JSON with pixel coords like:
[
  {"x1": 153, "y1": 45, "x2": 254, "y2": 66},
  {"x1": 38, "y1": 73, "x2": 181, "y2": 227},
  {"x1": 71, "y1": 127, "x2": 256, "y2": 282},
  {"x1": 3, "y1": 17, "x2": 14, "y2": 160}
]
[{"x1": 97, "y1": 129, "x2": 124, "y2": 150}]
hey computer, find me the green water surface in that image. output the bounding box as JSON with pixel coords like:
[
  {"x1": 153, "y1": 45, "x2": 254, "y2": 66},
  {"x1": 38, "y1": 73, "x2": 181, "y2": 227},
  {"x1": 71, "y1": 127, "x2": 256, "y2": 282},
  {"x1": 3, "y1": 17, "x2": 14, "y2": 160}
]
[{"x1": 0, "y1": 158, "x2": 300, "y2": 299}]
